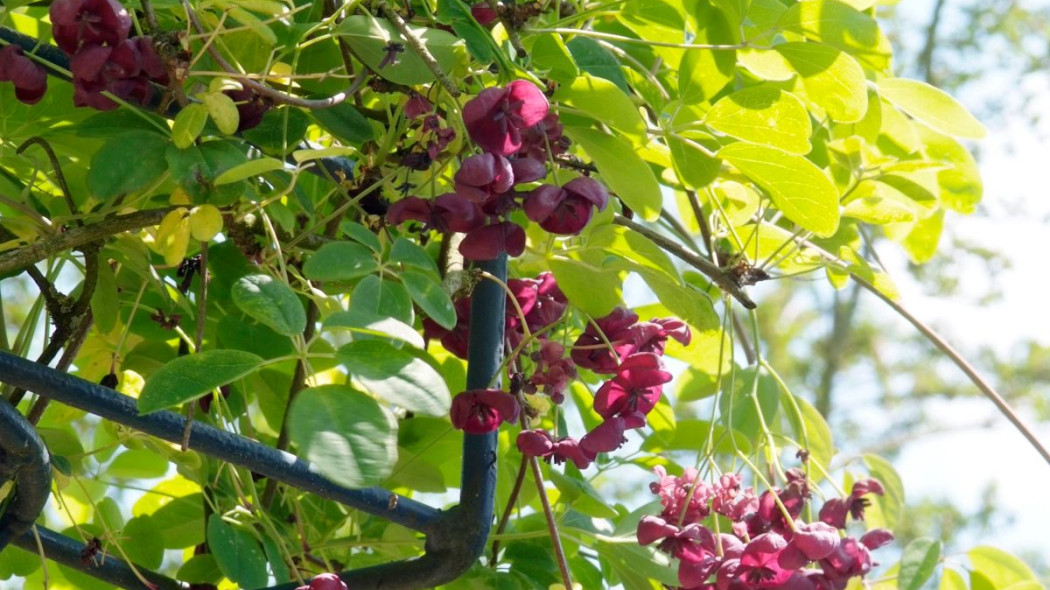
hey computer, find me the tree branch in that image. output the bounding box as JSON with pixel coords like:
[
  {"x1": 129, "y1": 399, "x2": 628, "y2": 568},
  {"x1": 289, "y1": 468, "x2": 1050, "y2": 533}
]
[
  {"x1": 0, "y1": 208, "x2": 175, "y2": 277},
  {"x1": 613, "y1": 215, "x2": 757, "y2": 309},
  {"x1": 376, "y1": 2, "x2": 460, "y2": 97}
]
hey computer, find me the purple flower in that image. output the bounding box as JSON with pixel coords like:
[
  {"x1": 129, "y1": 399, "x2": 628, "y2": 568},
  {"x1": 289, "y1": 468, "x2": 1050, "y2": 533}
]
[
  {"x1": 225, "y1": 88, "x2": 271, "y2": 132},
  {"x1": 523, "y1": 177, "x2": 609, "y2": 235},
  {"x1": 405, "y1": 93, "x2": 434, "y2": 119},
  {"x1": 455, "y1": 152, "x2": 515, "y2": 202},
  {"x1": 571, "y1": 307, "x2": 641, "y2": 373},
  {"x1": 0, "y1": 46, "x2": 47, "y2": 105},
  {"x1": 470, "y1": 2, "x2": 498, "y2": 26},
  {"x1": 516, "y1": 430, "x2": 594, "y2": 468},
  {"x1": 50, "y1": 0, "x2": 132, "y2": 53},
  {"x1": 819, "y1": 479, "x2": 884, "y2": 529},
  {"x1": 450, "y1": 389, "x2": 520, "y2": 434},
  {"x1": 737, "y1": 533, "x2": 794, "y2": 588},
  {"x1": 649, "y1": 466, "x2": 714, "y2": 524},
  {"x1": 780, "y1": 522, "x2": 840, "y2": 569},
  {"x1": 579, "y1": 410, "x2": 646, "y2": 454},
  {"x1": 592, "y1": 353, "x2": 672, "y2": 419},
  {"x1": 386, "y1": 193, "x2": 484, "y2": 234},
  {"x1": 463, "y1": 80, "x2": 549, "y2": 156},
  {"x1": 459, "y1": 221, "x2": 526, "y2": 260}
]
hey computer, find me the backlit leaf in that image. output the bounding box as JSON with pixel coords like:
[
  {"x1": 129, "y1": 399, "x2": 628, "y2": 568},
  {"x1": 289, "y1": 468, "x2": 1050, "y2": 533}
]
[
  {"x1": 138, "y1": 350, "x2": 263, "y2": 414},
  {"x1": 231, "y1": 274, "x2": 307, "y2": 336},
  {"x1": 705, "y1": 86, "x2": 813, "y2": 155},
  {"x1": 879, "y1": 78, "x2": 986, "y2": 139}
]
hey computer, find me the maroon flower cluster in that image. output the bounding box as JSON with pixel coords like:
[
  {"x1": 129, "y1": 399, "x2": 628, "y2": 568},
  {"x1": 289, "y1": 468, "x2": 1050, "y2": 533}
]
[
  {"x1": 514, "y1": 305, "x2": 690, "y2": 468},
  {"x1": 445, "y1": 272, "x2": 568, "y2": 434},
  {"x1": 50, "y1": 0, "x2": 169, "y2": 110},
  {"x1": 387, "y1": 80, "x2": 605, "y2": 261},
  {"x1": 0, "y1": 46, "x2": 48, "y2": 104},
  {"x1": 637, "y1": 468, "x2": 893, "y2": 590}
]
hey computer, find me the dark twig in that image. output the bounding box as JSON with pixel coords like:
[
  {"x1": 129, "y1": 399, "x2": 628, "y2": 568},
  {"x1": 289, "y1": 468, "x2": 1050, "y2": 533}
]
[
  {"x1": 528, "y1": 456, "x2": 573, "y2": 589},
  {"x1": 613, "y1": 215, "x2": 757, "y2": 309},
  {"x1": 181, "y1": 242, "x2": 209, "y2": 451},
  {"x1": 376, "y1": 2, "x2": 460, "y2": 97},
  {"x1": 490, "y1": 451, "x2": 529, "y2": 565},
  {"x1": 26, "y1": 311, "x2": 93, "y2": 425},
  {"x1": 16, "y1": 138, "x2": 79, "y2": 224}
]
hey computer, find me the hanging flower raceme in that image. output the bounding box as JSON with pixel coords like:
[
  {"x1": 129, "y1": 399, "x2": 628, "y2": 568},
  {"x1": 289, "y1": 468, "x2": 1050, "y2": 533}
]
[
  {"x1": 571, "y1": 307, "x2": 692, "y2": 374},
  {"x1": 818, "y1": 479, "x2": 885, "y2": 529},
  {"x1": 463, "y1": 79, "x2": 549, "y2": 156},
  {"x1": 50, "y1": 0, "x2": 132, "y2": 53},
  {"x1": 516, "y1": 430, "x2": 594, "y2": 468},
  {"x1": 637, "y1": 468, "x2": 894, "y2": 590},
  {"x1": 450, "y1": 389, "x2": 520, "y2": 434},
  {"x1": 386, "y1": 193, "x2": 483, "y2": 234},
  {"x1": 0, "y1": 46, "x2": 48, "y2": 105}
]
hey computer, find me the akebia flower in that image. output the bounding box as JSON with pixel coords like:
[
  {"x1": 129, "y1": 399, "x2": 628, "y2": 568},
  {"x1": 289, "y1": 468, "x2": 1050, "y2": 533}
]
[
  {"x1": 592, "y1": 352, "x2": 672, "y2": 419},
  {"x1": 819, "y1": 478, "x2": 884, "y2": 529},
  {"x1": 0, "y1": 46, "x2": 48, "y2": 105},
  {"x1": 386, "y1": 194, "x2": 483, "y2": 234},
  {"x1": 454, "y1": 152, "x2": 515, "y2": 202},
  {"x1": 450, "y1": 389, "x2": 520, "y2": 434},
  {"x1": 463, "y1": 80, "x2": 549, "y2": 156},
  {"x1": 579, "y1": 410, "x2": 646, "y2": 454},
  {"x1": 459, "y1": 221, "x2": 526, "y2": 260},
  {"x1": 523, "y1": 177, "x2": 609, "y2": 235},
  {"x1": 517, "y1": 430, "x2": 594, "y2": 468},
  {"x1": 50, "y1": 0, "x2": 132, "y2": 53}
]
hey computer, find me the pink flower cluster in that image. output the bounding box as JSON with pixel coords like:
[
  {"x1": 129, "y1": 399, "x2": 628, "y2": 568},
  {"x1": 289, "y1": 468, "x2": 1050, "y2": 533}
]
[
  {"x1": 387, "y1": 81, "x2": 607, "y2": 261},
  {"x1": 637, "y1": 468, "x2": 893, "y2": 590},
  {"x1": 50, "y1": 0, "x2": 171, "y2": 110}
]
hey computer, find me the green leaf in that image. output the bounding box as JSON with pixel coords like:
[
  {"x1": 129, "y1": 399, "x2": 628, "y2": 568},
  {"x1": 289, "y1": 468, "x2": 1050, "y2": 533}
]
[
  {"x1": 350, "y1": 275, "x2": 414, "y2": 325},
  {"x1": 172, "y1": 103, "x2": 210, "y2": 148},
  {"x1": 311, "y1": 103, "x2": 374, "y2": 145},
  {"x1": 342, "y1": 220, "x2": 383, "y2": 252},
  {"x1": 531, "y1": 33, "x2": 579, "y2": 84},
  {"x1": 121, "y1": 516, "x2": 164, "y2": 570},
  {"x1": 241, "y1": 107, "x2": 310, "y2": 155},
  {"x1": 138, "y1": 350, "x2": 263, "y2": 414},
  {"x1": 401, "y1": 270, "x2": 456, "y2": 330},
  {"x1": 108, "y1": 449, "x2": 170, "y2": 479},
  {"x1": 390, "y1": 237, "x2": 439, "y2": 273},
  {"x1": 302, "y1": 241, "x2": 378, "y2": 281},
  {"x1": 968, "y1": 547, "x2": 1039, "y2": 588},
  {"x1": 335, "y1": 15, "x2": 463, "y2": 86},
  {"x1": 231, "y1": 274, "x2": 307, "y2": 336},
  {"x1": 323, "y1": 309, "x2": 424, "y2": 348},
  {"x1": 177, "y1": 554, "x2": 223, "y2": 584},
  {"x1": 435, "y1": 0, "x2": 503, "y2": 66},
  {"x1": 202, "y1": 91, "x2": 240, "y2": 135},
  {"x1": 642, "y1": 418, "x2": 751, "y2": 454},
  {"x1": 842, "y1": 180, "x2": 918, "y2": 224},
  {"x1": 878, "y1": 78, "x2": 986, "y2": 139},
  {"x1": 779, "y1": 0, "x2": 893, "y2": 71},
  {"x1": 898, "y1": 538, "x2": 941, "y2": 590},
  {"x1": 718, "y1": 142, "x2": 840, "y2": 236},
  {"x1": 597, "y1": 542, "x2": 680, "y2": 589},
  {"x1": 918, "y1": 127, "x2": 982, "y2": 214},
  {"x1": 779, "y1": 391, "x2": 835, "y2": 472},
  {"x1": 87, "y1": 132, "x2": 170, "y2": 201},
  {"x1": 565, "y1": 127, "x2": 662, "y2": 221},
  {"x1": 555, "y1": 73, "x2": 646, "y2": 139},
  {"x1": 776, "y1": 42, "x2": 868, "y2": 123},
  {"x1": 678, "y1": 2, "x2": 737, "y2": 104},
  {"x1": 337, "y1": 340, "x2": 451, "y2": 416},
  {"x1": 549, "y1": 251, "x2": 625, "y2": 318},
  {"x1": 941, "y1": 569, "x2": 968, "y2": 590},
  {"x1": 206, "y1": 515, "x2": 268, "y2": 590},
  {"x1": 669, "y1": 135, "x2": 721, "y2": 189},
  {"x1": 214, "y1": 157, "x2": 285, "y2": 185},
  {"x1": 287, "y1": 384, "x2": 398, "y2": 488},
  {"x1": 704, "y1": 86, "x2": 813, "y2": 155},
  {"x1": 90, "y1": 260, "x2": 119, "y2": 334},
  {"x1": 899, "y1": 209, "x2": 944, "y2": 264},
  {"x1": 863, "y1": 453, "x2": 904, "y2": 530},
  {"x1": 566, "y1": 37, "x2": 630, "y2": 93},
  {"x1": 549, "y1": 470, "x2": 618, "y2": 518}
]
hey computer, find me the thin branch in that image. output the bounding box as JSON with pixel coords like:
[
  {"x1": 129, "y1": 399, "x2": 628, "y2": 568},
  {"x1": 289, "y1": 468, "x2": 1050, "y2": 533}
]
[
  {"x1": 613, "y1": 215, "x2": 757, "y2": 309},
  {"x1": 527, "y1": 28, "x2": 748, "y2": 50},
  {"x1": 376, "y1": 2, "x2": 460, "y2": 97},
  {"x1": 182, "y1": 242, "x2": 210, "y2": 451},
  {"x1": 490, "y1": 455, "x2": 528, "y2": 566},
  {"x1": 179, "y1": 0, "x2": 368, "y2": 108},
  {"x1": 27, "y1": 310, "x2": 93, "y2": 424},
  {"x1": 918, "y1": 0, "x2": 947, "y2": 84},
  {"x1": 0, "y1": 207, "x2": 176, "y2": 277},
  {"x1": 17, "y1": 138, "x2": 79, "y2": 224},
  {"x1": 804, "y1": 241, "x2": 1050, "y2": 469},
  {"x1": 529, "y1": 456, "x2": 573, "y2": 589}
]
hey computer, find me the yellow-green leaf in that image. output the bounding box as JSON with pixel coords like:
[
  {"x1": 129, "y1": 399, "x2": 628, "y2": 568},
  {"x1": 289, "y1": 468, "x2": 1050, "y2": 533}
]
[
  {"x1": 214, "y1": 157, "x2": 285, "y2": 185},
  {"x1": 202, "y1": 92, "x2": 240, "y2": 135},
  {"x1": 718, "y1": 142, "x2": 840, "y2": 236},
  {"x1": 565, "y1": 127, "x2": 662, "y2": 221},
  {"x1": 705, "y1": 86, "x2": 813, "y2": 155},
  {"x1": 171, "y1": 104, "x2": 209, "y2": 149},
  {"x1": 776, "y1": 42, "x2": 868, "y2": 123},
  {"x1": 878, "y1": 77, "x2": 986, "y2": 139},
  {"x1": 189, "y1": 205, "x2": 224, "y2": 241},
  {"x1": 779, "y1": 0, "x2": 893, "y2": 71},
  {"x1": 555, "y1": 73, "x2": 646, "y2": 139}
]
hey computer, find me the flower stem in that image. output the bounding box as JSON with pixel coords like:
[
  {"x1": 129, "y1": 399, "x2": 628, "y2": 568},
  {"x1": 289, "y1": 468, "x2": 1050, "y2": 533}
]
[{"x1": 529, "y1": 455, "x2": 574, "y2": 588}]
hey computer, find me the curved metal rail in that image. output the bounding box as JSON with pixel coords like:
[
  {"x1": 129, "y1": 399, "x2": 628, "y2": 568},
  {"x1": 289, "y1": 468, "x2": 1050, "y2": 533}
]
[{"x1": 0, "y1": 256, "x2": 507, "y2": 589}]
